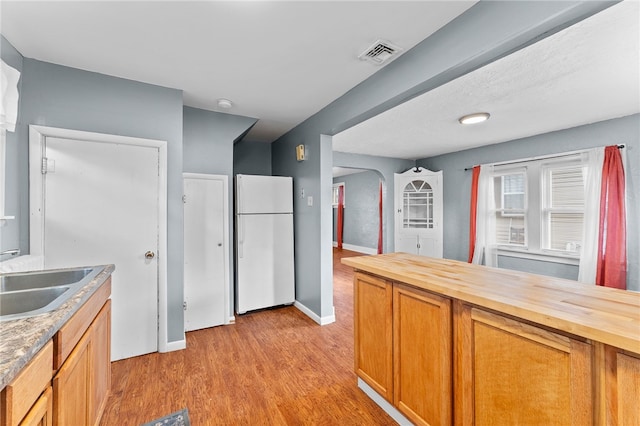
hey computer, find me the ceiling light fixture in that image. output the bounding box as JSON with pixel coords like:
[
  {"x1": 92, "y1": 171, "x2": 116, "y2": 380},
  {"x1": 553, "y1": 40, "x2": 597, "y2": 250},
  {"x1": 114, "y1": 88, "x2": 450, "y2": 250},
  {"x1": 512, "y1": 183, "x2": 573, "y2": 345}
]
[
  {"x1": 458, "y1": 112, "x2": 490, "y2": 125},
  {"x1": 217, "y1": 98, "x2": 233, "y2": 109}
]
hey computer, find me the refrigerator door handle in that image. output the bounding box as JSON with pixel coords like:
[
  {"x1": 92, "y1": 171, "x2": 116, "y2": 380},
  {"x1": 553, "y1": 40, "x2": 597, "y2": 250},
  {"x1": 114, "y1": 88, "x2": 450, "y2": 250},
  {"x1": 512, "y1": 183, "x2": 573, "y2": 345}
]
[
  {"x1": 238, "y1": 215, "x2": 244, "y2": 258},
  {"x1": 237, "y1": 176, "x2": 243, "y2": 214}
]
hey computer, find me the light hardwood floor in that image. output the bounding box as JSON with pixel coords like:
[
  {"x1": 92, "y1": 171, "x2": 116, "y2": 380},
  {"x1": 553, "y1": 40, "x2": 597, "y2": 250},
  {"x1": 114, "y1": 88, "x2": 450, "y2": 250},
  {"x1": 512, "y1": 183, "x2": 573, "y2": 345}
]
[{"x1": 100, "y1": 249, "x2": 396, "y2": 425}]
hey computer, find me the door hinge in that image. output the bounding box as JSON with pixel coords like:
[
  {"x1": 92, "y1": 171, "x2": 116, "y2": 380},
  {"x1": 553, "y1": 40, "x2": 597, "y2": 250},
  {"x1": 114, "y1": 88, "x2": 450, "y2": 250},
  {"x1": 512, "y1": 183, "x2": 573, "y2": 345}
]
[
  {"x1": 41, "y1": 157, "x2": 55, "y2": 174},
  {"x1": 182, "y1": 195, "x2": 187, "y2": 204},
  {"x1": 183, "y1": 301, "x2": 187, "y2": 311}
]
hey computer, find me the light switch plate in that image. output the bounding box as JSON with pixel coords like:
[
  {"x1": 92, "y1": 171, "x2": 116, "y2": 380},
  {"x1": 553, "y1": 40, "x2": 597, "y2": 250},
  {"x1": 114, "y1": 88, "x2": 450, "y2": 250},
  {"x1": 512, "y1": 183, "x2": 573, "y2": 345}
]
[{"x1": 307, "y1": 196, "x2": 313, "y2": 206}]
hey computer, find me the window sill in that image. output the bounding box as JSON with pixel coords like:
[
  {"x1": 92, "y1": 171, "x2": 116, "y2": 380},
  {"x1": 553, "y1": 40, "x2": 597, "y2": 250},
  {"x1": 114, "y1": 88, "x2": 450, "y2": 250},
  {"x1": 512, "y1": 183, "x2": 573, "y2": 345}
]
[{"x1": 497, "y1": 247, "x2": 580, "y2": 266}]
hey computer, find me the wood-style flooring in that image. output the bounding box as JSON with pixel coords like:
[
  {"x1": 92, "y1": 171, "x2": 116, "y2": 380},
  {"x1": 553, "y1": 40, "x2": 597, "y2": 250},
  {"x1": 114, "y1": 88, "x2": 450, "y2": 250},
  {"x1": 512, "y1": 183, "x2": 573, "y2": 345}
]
[{"x1": 100, "y1": 249, "x2": 396, "y2": 425}]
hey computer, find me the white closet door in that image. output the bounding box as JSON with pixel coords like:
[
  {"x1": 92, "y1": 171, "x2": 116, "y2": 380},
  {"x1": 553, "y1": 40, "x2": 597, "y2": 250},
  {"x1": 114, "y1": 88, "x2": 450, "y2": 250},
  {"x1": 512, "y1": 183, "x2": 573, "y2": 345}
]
[{"x1": 183, "y1": 174, "x2": 229, "y2": 332}]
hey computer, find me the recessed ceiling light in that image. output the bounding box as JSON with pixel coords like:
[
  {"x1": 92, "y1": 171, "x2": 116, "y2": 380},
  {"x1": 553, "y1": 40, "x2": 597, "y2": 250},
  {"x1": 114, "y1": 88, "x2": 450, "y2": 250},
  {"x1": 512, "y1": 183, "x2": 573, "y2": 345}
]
[
  {"x1": 458, "y1": 112, "x2": 490, "y2": 125},
  {"x1": 217, "y1": 98, "x2": 233, "y2": 109}
]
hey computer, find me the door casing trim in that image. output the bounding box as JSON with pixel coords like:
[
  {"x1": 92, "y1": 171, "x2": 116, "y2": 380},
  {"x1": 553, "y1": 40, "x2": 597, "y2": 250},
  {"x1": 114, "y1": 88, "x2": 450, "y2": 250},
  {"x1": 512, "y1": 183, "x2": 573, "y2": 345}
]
[{"x1": 29, "y1": 124, "x2": 170, "y2": 354}]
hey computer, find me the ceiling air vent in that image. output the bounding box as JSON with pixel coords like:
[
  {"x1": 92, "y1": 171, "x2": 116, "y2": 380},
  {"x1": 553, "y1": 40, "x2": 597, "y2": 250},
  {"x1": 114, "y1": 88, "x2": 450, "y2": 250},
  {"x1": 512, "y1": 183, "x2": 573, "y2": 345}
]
[{"x1": 358, "y1": 39, "x2": 403, "y2": 65}]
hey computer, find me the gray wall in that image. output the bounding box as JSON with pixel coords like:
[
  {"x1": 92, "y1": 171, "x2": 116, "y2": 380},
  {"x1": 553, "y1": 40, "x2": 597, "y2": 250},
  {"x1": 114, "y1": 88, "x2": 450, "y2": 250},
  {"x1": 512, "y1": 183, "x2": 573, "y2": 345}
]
[
  {"x1": 271, "y1": 134, "x2": 334, "y2": 319},
  {"x1": 332, "y1": 171, "x2": 381, "y2": 250},
  {"x1": 5, "y1": 47, "x2": 186, "y2": 342},
  {"x1": 333, "y1": 152, "x2": 415, "y2": 253},
  {"x1": 234, "y1": 140, "x2": 272, "y2": 176},
  {"x1": 184, "y1": 107, "x2": 257, "y2": 176},
  {"x1": 271, "y1": 1, "x2": 618, "y2": 320},
  {"x1": 1, "y1": 35, "x2": 23, "y2": 254},
  {"x1": 183, "y1": 106, "x2": 257, "y2": 314},
  {"x1": 416, "y1": 114, "x2": 640, "y2": 291}
]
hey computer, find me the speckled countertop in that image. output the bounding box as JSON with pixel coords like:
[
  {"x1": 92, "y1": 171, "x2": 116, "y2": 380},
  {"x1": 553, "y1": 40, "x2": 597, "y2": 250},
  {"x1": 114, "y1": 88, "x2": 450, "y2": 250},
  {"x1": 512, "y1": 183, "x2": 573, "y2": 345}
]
[{"x1": 0, "y1": 264, "x2": 114, "y2": 390}]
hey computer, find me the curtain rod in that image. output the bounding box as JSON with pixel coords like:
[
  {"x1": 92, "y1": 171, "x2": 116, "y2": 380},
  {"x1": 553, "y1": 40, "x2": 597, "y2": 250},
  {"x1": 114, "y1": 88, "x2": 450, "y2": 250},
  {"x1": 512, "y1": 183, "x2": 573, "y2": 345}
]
[{"x1": 463, "y1": 144, "x2": 625, "y2": 171}]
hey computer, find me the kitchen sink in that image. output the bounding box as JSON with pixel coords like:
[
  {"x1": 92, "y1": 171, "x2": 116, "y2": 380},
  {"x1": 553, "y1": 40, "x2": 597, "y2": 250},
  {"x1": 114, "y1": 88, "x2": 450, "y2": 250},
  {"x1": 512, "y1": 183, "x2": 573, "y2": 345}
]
[
  {"x1": 0, "y1": 286, "x2": 70, "y2": 316},
  {"x1": 0, "y1": 267, "x2": 101, "y2": 321},
  {"x1": 0, "y1": 268, "x2": 93, "y2": 292}
]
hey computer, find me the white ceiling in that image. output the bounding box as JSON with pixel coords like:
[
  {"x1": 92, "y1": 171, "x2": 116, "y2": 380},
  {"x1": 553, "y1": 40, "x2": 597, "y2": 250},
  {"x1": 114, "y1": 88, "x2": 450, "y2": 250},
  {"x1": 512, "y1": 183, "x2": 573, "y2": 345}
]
[
  {"x1": 333, "y1": 0, "x2": 640, "y2": 160},
  {"x1": 0, "y1": 0, "x2": 476, "y2": 143}
]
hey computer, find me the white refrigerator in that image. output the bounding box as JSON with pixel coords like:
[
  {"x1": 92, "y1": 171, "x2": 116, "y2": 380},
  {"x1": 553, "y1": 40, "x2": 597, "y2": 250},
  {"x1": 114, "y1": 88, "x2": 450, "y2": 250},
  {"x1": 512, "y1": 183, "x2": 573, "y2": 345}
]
[{"x1": 235, "y1": 174, "x2": 295, "y2": 314}]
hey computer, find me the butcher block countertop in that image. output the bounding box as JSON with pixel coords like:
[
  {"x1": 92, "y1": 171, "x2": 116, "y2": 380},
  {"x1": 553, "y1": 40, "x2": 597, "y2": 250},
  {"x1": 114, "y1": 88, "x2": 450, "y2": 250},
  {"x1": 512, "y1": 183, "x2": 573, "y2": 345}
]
[{"x1": 342, "y1": 253, "x2": 640, "y2": 354}]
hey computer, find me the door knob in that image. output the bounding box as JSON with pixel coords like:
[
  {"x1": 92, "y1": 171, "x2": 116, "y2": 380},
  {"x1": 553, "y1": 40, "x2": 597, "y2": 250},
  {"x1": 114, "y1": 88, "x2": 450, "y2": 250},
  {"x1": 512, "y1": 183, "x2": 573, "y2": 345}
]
[{"x1": 145, "y1": 251, "x2": 155, "y2": 259}]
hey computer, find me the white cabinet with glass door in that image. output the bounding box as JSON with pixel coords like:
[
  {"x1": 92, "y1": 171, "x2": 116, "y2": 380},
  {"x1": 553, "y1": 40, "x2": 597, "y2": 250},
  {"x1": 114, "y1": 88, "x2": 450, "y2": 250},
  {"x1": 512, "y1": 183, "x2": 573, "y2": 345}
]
[{"x1": 394, "y1": 167, "x2": 443, "y2": 257}]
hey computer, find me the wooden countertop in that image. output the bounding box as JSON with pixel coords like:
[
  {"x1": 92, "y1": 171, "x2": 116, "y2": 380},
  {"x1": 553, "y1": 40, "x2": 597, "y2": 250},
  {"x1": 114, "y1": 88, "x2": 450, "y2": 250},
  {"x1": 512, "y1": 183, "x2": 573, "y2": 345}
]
[
  {"x1": 342, "y1": 253, "x2": 640, "y2": 354},
  {"x1": 0, "y1": 265, "x2": 115, "y2": 390}
]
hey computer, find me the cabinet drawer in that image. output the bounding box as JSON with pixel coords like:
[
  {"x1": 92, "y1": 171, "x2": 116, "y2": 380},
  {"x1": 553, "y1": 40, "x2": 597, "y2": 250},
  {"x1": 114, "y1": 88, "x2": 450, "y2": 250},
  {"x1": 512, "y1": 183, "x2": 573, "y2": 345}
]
[
  {"x1": 54, "y1": 278, "x2": 111, "y2": 369},
  {"x1": 1, "y1": 341, "x2": 53, "y2": 426}
]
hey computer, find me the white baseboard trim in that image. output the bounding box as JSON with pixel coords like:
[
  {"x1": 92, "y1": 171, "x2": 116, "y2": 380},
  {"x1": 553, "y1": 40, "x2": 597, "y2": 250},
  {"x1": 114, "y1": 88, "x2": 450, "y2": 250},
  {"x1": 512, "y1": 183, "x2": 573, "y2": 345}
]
[
  {"x1": 332, "y1": 242, "x2": 377, "y2": 255},
  {"x1": 162, "y1": 339, "x2": 186, "y2": 352},
  {"x1": 294, "y1": 300, "x2": 336, "y2": 325},
  {"x1": 358, "y1": 378, "x2": 412, "y2": 425}
]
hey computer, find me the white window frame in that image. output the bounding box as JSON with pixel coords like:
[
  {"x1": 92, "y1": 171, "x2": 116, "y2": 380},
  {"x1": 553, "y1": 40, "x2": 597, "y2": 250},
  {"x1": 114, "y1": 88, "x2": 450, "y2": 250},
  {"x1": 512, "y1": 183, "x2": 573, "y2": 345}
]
[
  {"x1": 332, "y1": 182, "x2": 345, "y2": 208},
  {"x1": 492, "y1": 154, "x2": 586, "y2": 265},
  {"x1": 0, "y1": 129, "x2": 14, "y2": 224}
]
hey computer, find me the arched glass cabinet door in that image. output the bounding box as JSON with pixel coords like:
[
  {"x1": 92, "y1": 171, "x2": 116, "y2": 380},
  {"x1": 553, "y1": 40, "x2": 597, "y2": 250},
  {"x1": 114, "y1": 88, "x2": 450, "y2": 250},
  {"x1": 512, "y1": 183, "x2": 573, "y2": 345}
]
[
  {"x1": 394, "y1": 167, "x2": 443, "y2": 258},
  {"x1": 403, "y1": 180, "x2": 434, "y2": 229}
]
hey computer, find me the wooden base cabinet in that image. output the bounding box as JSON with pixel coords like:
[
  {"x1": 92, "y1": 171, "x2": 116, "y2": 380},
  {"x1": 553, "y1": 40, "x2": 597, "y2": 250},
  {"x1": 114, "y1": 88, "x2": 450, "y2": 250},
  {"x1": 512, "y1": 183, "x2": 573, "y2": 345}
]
[
  {"x1": 354, "y1": 274, "x2": 452, "y2": 426},
  {"x1": 455, "y1": 303, "x2": 593, "y2": 426},
  {"x1": 354, "y1": 272, "x2": 393, "y2": 401},
  {"x1": 53, "y1": 300, "x2": 111, "y2": 426},
  {"x1": 345, "y1": 255, "x2": 640, "y2": 426},
  {"x1": 603, "y1": 346, "x2": 640, "y2": 425},
  {"x1": 394, "y1": 284, "x2": 451, "y2": 426}
]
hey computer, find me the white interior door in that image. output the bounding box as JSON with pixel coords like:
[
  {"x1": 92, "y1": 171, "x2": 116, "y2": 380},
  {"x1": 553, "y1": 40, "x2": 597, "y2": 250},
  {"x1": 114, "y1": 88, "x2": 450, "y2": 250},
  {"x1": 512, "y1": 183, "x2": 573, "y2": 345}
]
[
  {"x1": 183, "y1": 174, "x2": 229, "y2": 332},
  {"x1": 42, "y1": 136, "x2": 159, "y2": 361}
]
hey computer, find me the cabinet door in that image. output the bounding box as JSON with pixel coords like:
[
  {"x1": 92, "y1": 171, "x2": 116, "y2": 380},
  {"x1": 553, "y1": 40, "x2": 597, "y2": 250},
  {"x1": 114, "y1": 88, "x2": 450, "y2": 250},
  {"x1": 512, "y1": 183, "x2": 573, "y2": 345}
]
[
  {"x1": 53, "y1": 333, "x2": 90, "y2": 426},
  {"x1": 604, "y1": 346, "x2": 640, "y2": 425},
  {"x1": 394, "y1": 284, "x2": 452, "y2": 426},
  {"x1": 19, "y1": 387, "x2": 52, "y2": 426},
  {"x1": 455, "y1": 304, "x2": 593, "y2": 425},
  {"x1": 354, "y1": 272, "x2": 393, "y2": 401},
  {"x1": 89, "y1": 301, "x2": 111, "y2": 426},
  {"x1": 396, "y1": 235, "x2": 419, "y2": 256}
]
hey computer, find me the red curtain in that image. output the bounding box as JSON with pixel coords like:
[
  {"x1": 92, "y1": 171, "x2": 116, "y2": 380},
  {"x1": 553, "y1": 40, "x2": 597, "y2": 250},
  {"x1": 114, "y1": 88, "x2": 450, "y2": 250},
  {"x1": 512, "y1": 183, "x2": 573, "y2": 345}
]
[
  {"x1": 596, "y1": 146, "x2": 627, "y2": 289},
  {"x1": 337, "y1": 185, "x2": 344, "y2": 249},
  {"x1": 467, "y1": 165, "x2": 481, "y2": 263},
  {"x1": 377, "y1": 182, "x2": 383, "y2": 254}
]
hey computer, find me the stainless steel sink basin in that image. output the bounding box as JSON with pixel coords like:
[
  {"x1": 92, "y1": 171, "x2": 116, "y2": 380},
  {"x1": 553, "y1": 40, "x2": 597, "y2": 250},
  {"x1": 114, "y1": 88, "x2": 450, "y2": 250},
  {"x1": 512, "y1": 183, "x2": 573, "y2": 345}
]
[
  {"x1": 0, "y1": 268, "x2": 93, "y2": 292},
  {"x1": 0, "y1": 267, "x2": 101, "y2": 321},
  {"x1": 0, "y1": 286, "x2": 70, "y2": 316}
]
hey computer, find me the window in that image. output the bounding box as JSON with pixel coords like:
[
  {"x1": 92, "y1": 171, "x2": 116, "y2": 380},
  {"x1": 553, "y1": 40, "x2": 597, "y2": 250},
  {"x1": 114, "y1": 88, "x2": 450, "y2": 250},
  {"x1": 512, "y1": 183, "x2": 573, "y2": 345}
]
[
  {"x1": 332, "y1": 183, "x2": 345, "y2": 208},
  {"x1": 494, "y1": 170, "x2": 527, "y2": 246},
  {"x1": 542, "y1": 163, "x2": 585, "y2": 254},
  {"x1": 492, "y1": 154, "x2": 586, "y2": 262}
]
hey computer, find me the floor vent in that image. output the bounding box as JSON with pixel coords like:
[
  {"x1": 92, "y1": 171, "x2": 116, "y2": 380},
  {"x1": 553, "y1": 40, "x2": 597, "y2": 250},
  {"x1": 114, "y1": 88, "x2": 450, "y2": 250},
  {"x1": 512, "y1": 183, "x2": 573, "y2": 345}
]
[{"x1": 358, "y1": 40, "x2": 403, "y2": 65}]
